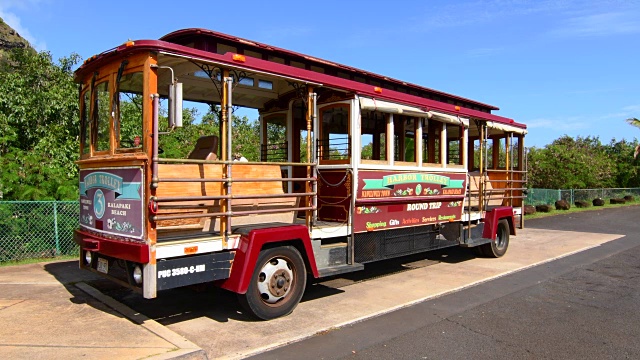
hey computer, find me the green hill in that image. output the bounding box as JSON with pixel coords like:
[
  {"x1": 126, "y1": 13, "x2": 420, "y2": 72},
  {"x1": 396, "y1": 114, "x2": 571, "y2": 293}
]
[{"x1": 0, "y1": 17, "x2": 31, "y2": 63}]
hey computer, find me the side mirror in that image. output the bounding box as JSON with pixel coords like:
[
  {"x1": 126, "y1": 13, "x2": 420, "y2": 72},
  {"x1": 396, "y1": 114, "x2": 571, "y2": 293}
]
[{"x1": 168, "y1": 82, "x2": 183, "y2": 128}]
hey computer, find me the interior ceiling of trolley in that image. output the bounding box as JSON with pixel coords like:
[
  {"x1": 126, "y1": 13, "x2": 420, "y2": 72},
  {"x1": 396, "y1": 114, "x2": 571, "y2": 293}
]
[
  {"x1": 156, "y1": 54, "x2": 523, "y2": 138},
  {"x1": 157, "y1": 53, "x2": 297, "y2": 110}
]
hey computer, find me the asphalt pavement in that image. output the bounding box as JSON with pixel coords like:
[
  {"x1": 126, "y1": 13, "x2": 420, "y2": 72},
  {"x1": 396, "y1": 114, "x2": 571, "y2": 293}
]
[{"x1": 253, "y1": 206, "x2": 640, "y2": 359}]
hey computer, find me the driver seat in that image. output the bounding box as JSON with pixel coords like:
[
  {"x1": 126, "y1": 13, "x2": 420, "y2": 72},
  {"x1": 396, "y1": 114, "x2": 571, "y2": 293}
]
[{"x1": 188, "y1": 135, "x2": 219, "y2": 160}]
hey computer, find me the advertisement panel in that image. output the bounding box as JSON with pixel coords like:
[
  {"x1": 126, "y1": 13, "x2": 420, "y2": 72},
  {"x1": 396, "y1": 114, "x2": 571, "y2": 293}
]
[
  {"x1": 355, "y1": 170, "x2": 466, "y2": 233},
  {"x1": 79, "y1": 167, "x2": 144, "y2": 240}
]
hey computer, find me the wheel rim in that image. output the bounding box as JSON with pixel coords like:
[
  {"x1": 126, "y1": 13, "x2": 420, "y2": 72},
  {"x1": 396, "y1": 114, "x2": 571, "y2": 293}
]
[
  {"x1": 495, "y1": 224, "x2": 507, "y2": 250},
  {"x1": 256, "y1": 256, "x2": 295, "y2": 305}
]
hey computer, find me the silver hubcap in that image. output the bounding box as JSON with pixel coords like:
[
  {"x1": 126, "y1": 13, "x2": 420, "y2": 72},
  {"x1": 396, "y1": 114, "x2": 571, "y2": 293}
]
[{"x1": 257, "y1": 258, "x2": 293, "y2": 304}]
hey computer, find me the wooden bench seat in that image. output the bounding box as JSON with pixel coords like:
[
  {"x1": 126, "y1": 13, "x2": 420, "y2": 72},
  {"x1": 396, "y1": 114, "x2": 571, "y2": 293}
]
[{"x1": 156, "y1": 163, "x2": 297, "y2": 236}]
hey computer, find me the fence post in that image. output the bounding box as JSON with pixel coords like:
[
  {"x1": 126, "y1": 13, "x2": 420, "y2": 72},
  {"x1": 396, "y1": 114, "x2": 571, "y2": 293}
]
[
  {"x1": 571, "y1": 189, "x2": 574, "y2": 205},
  {"x1": 53, "y1": 201, "x2": 60, "y2": 256}
]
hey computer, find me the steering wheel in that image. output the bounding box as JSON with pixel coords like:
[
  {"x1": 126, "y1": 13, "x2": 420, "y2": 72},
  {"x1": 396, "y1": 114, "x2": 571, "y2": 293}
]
[
  {"x1": 119, "y1": 137, "x2": 163, "y2": 154},
  {"x1": 119, "y1": 139, "x2": 136, "y2": 148}
]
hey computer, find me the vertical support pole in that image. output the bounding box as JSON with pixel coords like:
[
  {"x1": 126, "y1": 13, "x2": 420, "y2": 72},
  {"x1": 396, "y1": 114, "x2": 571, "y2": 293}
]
[
  {"x1": 387, "y1": 113, "x2": 394, "y2": 166},
  {"x1": 260, "y1": 114, "x2": 267, "y2": 161},
  {"x1": 306, "y1": 86, "x2": 315, "y2": 228},
  {"x1": 53, "y1": 201, "x2": 60, "y2": 256},
  {"x1": 468, "y1": 137, "x2": 476, "y2": 170},
  {"x1": 492, "y1": 137, "x2": 499, "y2": 170},
  {"x1": 311, "y1": 91, "x2": 318, "y2": 225},
  {"x1": 225, "y1": 76, "x2": 233, "y2": 240},
  {"x1": 440, "y1": 122, "x2": 447, "y2": 167},
  {"x1": 461, "y1": 124, "x2": 468, "y2": 168},
  {"x1": 151, "y1": 94, "x2": 159, "y2": 189},
  {"x1": 479, "y1": 123, "x2": 485, "y2": 212},
  {"x1": 427, "y1": 121, "x2": 436, "y2": 163},
  {"x1": 416, "y1": 118, "x2": 423, "y2": 165},
  {"x1": 220, "y1": 69, "x2": 230, "y2": 239},
  {"x1": 506, "y1": 133, "x2": 511, "y2": 206},
  {"x1": 519, "y1": 134, "x2": 526, "y2": 229},
  {"x1": 397, "y1": 116, "x2": 405, "y2": 161}
]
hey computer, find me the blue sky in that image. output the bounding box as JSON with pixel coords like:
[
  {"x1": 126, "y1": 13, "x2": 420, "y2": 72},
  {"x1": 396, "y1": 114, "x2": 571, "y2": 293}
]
[{"x1": 1, "y1": 0, "x2": 639, "y2": 147}]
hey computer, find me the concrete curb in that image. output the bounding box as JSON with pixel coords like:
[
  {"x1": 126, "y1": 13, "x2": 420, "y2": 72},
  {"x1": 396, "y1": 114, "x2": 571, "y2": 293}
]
[{"x1": 75, "y1": 282, "x2": 206, "y2": 360}]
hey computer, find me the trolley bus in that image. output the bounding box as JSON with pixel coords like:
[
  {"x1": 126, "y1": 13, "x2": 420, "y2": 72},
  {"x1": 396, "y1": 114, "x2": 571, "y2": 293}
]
[{"x1": 74, "y1": 28, "x2": 527, "y2": 320}]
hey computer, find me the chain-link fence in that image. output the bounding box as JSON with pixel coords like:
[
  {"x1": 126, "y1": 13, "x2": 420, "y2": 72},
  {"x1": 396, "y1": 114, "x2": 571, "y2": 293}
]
[
  {"x1": 525, "y1": 188, "x2": 640, "y2": 205},
  {"x1": 0, "y1": 201, "x2": 79, "y2": 263},
  {"x1": 2, "y1": 191, "x2": 639, "y2": 263}
]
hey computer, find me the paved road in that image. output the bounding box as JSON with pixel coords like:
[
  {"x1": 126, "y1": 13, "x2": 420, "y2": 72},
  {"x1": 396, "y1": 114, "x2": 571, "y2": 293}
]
[{"x1": 253, "y1": 206, "x2": 640, "y2": 359}]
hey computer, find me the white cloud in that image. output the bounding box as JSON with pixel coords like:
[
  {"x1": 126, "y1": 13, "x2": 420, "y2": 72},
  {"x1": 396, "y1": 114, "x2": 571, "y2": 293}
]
[
  {"x1": 623, "y1": 105, "x2": 640, "y2": 113},
  {"x1": 598, "y1": 105, "x2": 640, "y2": 120},
  {"x1": 0, "y1": 1, "x2": 47, "y2": 51},
  {"x1": 406, "y1": 0, "x2": 574, "y2": 32},
  {"x1": 551, "y1": 12, "x2": 640, "y2": 38},
  {"x1": 526, "y1": 116, "x2": 589, "y2": 131}
]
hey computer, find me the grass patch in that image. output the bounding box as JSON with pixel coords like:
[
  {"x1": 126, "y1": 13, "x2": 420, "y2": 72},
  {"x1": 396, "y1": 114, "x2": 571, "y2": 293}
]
[
  {"x1": 0, "y1": 255, "x2": 77, "y2": 267},
  {"x1": 525, "y1": 199, "x2": 640, "y2": 220}
]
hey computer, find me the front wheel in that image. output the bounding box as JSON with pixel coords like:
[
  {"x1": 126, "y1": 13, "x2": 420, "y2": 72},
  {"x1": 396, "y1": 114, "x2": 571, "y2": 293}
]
[
  {"x1": 479, "y1": 219, "x2": 510, "y2": 258},
  {"x1": 237, "y1": 246, "x2": 307, "y2": 320}
]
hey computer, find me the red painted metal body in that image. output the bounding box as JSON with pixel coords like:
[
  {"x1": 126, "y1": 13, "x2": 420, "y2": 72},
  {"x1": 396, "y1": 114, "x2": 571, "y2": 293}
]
[
  {"x1": 73, "y1": 229, "x2": 150, "y2": 263},
  {"x1": 482, "y1": 207, "x2": 517, "y2": 240},
  {"x1": 217, "y1": 225, "x2": 319, "y2": 294}
]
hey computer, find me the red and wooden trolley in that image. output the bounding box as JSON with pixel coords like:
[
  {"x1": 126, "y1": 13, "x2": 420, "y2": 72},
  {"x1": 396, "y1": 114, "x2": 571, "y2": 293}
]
[{"x1": 74, "y1": 28, "x2": 527, "y2": 320}]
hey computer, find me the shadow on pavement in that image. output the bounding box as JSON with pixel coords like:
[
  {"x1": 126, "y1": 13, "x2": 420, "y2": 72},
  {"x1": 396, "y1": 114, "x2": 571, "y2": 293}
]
[
  {"x1": 43, "y1": 260, "x2": 131, "y2": 321},
  {"x1": 46, "y1": 245, "x2": 479, "y2": 326}
]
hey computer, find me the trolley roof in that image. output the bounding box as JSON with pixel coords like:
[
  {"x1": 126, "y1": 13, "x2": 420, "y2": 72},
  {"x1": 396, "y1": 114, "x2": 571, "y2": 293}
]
[{"x1": 75, "y1": 28, "x2": 525, "y2": 130}]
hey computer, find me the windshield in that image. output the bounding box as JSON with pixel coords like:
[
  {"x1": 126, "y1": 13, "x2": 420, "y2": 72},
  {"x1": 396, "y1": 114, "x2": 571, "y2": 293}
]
[{"x1": 116, "y1": 71, "x2": 144, "y2": 150}]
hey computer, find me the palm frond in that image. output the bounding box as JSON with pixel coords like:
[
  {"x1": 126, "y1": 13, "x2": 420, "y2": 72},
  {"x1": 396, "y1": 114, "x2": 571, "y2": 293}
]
[{"x1": 626, "y1": 118, "x2": 640, "y2": 128}]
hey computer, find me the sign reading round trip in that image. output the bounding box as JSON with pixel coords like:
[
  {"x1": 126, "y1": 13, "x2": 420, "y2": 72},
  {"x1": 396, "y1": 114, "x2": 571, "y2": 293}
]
[{"x1": 354, "y1": 170, "x2": 467, "y2": 233}]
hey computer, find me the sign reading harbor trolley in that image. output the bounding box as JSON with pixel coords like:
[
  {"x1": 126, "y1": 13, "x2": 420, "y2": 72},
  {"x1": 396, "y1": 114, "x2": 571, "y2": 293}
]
[
  {"x1": 354, "y1": 171, "x2": 466, "y2": 233},
  {"x1": 79, "y1": 167, "x2": 144, "y2": 240}
]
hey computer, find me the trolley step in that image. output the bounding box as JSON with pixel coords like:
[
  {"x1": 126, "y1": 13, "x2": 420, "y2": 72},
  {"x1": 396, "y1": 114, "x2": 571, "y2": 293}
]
[{"x1": 318, "y1": 263, "x2": 365, "y2": 278}]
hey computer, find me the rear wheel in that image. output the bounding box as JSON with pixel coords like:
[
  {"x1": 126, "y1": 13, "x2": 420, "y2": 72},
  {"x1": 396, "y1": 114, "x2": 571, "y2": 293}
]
[
  {"x1": 237, "y1": 246, "x2": 307, "y2": 320},
  {"x1": 479, "y1": 219, "x2": 510, "y2": 258}
]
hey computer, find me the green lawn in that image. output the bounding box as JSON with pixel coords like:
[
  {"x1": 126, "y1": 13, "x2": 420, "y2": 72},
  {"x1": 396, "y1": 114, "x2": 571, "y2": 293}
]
[{"x1": 0, "y1": 255, "x2": 77, "y2": 267}]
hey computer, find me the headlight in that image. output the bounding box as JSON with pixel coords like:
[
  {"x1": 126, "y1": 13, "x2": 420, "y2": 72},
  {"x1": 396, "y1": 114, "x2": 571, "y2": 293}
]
[
  {"x1": 84, "y1": 250, "x2": 93, "y2": 265},
  {"x1": 132, "y1": 265, "x2": 143, "y2": 285}
]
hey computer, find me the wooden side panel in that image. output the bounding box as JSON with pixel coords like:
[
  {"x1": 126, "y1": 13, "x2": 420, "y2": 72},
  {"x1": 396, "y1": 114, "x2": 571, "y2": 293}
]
[
  {"x1": 487, "y1": 172, "x2": 508, "y2": 206},
  {"x1": 468, "y1": 173, "x2": 504, "y2": 208},
  {"x1": 157, "y1": 164, "x2": 223, "y2": 197},
  {"x1": 511, "y1": 172, "x2": 523, "y2": 207},
  {"x1": 155, "y1": 164, "x2": 296, "y2": 234}
]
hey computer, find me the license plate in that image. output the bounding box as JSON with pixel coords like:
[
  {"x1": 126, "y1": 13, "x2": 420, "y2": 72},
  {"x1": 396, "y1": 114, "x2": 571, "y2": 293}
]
[{"x1": 97, "y1": 258, "x2": 109, "y2": 274}]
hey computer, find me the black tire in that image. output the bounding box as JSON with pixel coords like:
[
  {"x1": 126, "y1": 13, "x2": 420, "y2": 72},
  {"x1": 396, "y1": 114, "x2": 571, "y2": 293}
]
[
  {"x1": 479, "y1": 219, "x2": 510, "y2": 258},
  {"x1": 237, "y1": 246, "x2": 307, "y2": 320}
]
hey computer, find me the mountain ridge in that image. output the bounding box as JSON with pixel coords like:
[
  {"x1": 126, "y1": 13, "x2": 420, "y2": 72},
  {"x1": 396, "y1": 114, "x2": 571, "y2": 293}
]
[{"x1": 0, "y1": 17, "x2": 32, "y2": 63}]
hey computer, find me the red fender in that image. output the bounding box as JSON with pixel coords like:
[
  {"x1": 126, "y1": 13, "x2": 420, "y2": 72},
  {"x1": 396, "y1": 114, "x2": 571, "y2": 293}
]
[
  {"x1": 218, "y1": 225, "x2": 319, "y2": 294},
  {"x1": 482, "y1": 207, "x2": 516, "y2": 240}
]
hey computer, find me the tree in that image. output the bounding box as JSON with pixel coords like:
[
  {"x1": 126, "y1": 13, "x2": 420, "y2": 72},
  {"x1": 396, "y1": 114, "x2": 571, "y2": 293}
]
[
  {"x1": 605, "y1": 138, "x2": 640, "y2": 188},
  {"x1": 157, "y1": 105, "x2": 261, "y2": 161},
  {"x1": 626, "y1": 118, "x2": 640, "y2": 158},
  {"x1": 0, "y1": 48, "x2": 80, "y2": 200},
  {"x1": 526, "y1": 136, "x2": 615, "y2": 189}
]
